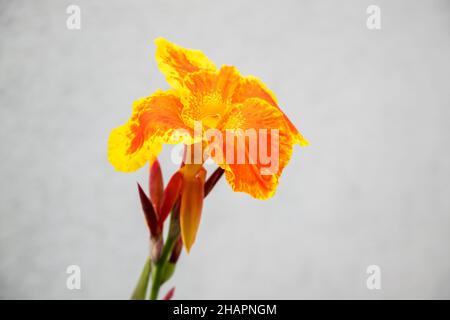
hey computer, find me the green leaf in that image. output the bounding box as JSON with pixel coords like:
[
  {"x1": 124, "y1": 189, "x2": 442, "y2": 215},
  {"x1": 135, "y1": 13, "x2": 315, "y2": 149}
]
[{"x1": 131, "y1": 257, "x2": 152, "y2": 300}]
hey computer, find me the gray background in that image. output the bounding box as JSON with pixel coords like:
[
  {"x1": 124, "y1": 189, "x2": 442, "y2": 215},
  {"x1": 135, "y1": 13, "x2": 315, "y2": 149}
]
[{"x1": 0, "y1": 0, "x2": 449, "y2": 299}]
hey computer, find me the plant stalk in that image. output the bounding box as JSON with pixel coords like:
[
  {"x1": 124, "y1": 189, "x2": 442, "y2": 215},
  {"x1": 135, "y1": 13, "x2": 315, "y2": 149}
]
[{"x1": 149, "y1": 210, "x2": 180, "y2": 300}]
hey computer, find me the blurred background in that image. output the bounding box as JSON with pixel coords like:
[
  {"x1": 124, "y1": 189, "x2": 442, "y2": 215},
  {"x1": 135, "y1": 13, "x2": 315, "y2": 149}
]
[{"x1": 0, "y1": 0, "x2": 449, "y2": 299}]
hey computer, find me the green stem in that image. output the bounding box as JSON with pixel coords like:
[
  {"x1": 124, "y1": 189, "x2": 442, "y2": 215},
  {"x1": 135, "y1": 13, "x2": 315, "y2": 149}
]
[
  {"x1": 149, "y1": 208, "x2": 180, "y2": 300},
  {"x1": 149, "y1": 234, "x2": 177, "y2": 300},
  {"x1": 131, "y1": 257, "x2": 151, "y2": 300}
]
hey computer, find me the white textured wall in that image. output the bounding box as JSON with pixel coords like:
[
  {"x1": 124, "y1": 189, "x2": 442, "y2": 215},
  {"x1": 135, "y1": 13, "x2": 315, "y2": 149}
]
[{"x1": 0, "y1": 0, "x2": 449, "y2": 299}]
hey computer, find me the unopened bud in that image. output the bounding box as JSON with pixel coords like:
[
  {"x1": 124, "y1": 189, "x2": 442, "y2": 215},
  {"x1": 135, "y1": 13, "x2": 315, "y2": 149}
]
[
  {"x1": 169, "y1": 236, "x2": 183, "y2": 263},
  {"x1": 137, "y1": 183, "x2": 160, "y2": 237},
  {"x1": 149, "y1": 159, "x2": 164, "y2": 216},
  {"x1": 150, "y1": 236, "x2": 163, "y2": 263},
  {"x1": 163, "y1": 287, "x2": 175, "y2": 300}
]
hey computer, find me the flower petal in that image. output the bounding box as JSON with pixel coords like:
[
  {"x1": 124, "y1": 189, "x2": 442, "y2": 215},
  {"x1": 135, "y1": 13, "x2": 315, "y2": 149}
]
[
  {"x1": 108, "y1": 90, "x2": 192, "y2": 172},
  {"x1": 179, "y1": 166, "x2": 206, "y2": 252},
  {"x1": 232, "y1": 75, "x2": 309, "y2": 146},
  {"x1": 180, "y1": 66, "x2": 241, "y2": 128},
  {"x1": 155, "y1": 37, "x2": 216, "y2": 89},
  {"x1": 215, "y1": 98, "x2": 295, "y2": 199}
]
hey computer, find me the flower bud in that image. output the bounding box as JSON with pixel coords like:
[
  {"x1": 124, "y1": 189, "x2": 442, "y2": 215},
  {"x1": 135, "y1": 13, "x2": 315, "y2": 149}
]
[
  {"x1": 163, "y1": 287, "x2": 175, "y2": 300},
  {"x1": 169, "y1": 236, "x2": 183, "y2": 263},
  {"x1": 150, "y1": 235, "x2": 163, "y2": 263},
  {"x1": 149, "y1": 159, "x2": 164, "y2": 216},
  {"x1": 137, "y1": 183, "x2": 160, "y2": 237},
  {"x1": 160, "y1": 171, "x2": 183, "y2": 225}
]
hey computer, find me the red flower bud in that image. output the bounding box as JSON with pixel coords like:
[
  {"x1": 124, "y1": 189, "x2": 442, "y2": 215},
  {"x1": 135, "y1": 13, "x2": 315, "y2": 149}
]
[
  {"x1": 137, "y1": 183, "x2": 160, "y2": 237},
  {"x1": 169, "y1": 236, "x2": 183, "y2": 263},
  {"x1": 163, "y1": 287, "x2": 175, "y2": 300},
  {"x1": 159, "y1": 171, "x2": 183, "y2": 225},
  {"x1": 150, "y1": 235, "x2": 163, "y2": 262},
  {"x1": 149, "y1": 159, "x2": 164, "y2": 217}
]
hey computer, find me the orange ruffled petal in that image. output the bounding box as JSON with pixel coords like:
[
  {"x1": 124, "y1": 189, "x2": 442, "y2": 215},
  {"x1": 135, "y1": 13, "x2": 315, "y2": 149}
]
[
  {"x1": 108, "y1": 90, "x2": 191, "y2": 172},
  {"x1": 155, "y1": 37, "x2": 216, "y2": 90},
  {"x1": 216, "y1": 98, "x2": 295, "y2": 199},
  {"x1": 232, "y1": 76, "x2": 309, "y2": 147}
]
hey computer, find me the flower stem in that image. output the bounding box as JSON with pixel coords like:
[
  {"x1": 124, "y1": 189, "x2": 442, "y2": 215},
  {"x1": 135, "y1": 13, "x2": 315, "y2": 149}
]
[
  {"x1": 131, "y1": 257, "x2": 151, "y2": 300},
  {"x1": 145, "y1": 166, "x2": 223, "y2": 299},
  {"x1": 149, "y1": 211, "x2": 179, "y2": 300}
]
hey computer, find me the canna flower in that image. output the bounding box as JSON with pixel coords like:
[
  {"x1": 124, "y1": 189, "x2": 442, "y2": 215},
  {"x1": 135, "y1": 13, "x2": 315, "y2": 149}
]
[{"x1": 108, "y1": 38, "x2": 308, "y2": 251}]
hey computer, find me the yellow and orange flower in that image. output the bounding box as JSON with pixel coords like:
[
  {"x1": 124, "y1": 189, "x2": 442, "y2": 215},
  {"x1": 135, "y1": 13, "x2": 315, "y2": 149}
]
[{"x1": 108, "y1": 38, "x2": 308, "y2": 251}]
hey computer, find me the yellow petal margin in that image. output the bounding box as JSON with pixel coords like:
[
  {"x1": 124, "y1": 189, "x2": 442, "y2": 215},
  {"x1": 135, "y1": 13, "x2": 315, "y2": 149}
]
[
  {"x1": 108, "y1": 90, "x2": 191, "y2": 172},
  {"x1": 155, "y1": 37, "x2": 217, "y2": 90}
]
